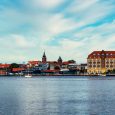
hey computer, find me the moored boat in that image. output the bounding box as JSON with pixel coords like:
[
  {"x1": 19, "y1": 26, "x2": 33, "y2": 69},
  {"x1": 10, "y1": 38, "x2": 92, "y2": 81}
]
[{"x1": 25, "y1": 74, "x2": 32, "y2": 78}]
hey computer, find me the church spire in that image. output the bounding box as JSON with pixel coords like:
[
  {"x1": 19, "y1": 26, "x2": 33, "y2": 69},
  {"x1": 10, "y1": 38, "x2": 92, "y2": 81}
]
[
  {"x1": 43, "y1": 51, "x2": 46, "y2": 57},
  {"x1": 42, "y1": 51, "x2": 47, "y2": 63},
  {"x1": 58, "y1": 56, "x2": 62, "y2": 65}
]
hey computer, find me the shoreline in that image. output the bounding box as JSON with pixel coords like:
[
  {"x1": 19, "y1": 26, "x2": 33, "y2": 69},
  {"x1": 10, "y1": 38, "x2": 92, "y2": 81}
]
[{"x1": 0, "y1": 74, "x2": 115, "y2": 77}]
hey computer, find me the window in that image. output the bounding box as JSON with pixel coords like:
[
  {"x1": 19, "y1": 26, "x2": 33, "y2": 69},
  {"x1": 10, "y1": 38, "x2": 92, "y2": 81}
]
[
  {"x1": 106, "y1": 65, "x2": 109, "y2": 68},
  {"x1": 97, "y1": 65, "x2": 100, "y2": 68}
]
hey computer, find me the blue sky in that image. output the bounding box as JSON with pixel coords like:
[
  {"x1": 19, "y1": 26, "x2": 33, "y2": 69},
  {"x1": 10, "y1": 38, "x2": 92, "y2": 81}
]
[{"x1": 0, "y1": 0, "x2": 115, "y2": 63}]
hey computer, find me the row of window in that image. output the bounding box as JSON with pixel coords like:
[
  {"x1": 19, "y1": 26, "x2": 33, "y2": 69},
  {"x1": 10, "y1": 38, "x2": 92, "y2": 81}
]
[
  {"x1": 88, "y1": 60, "x2": 115, "y2": 63},
  {"x1": 93, "y1": 53, "x2": 115, "y2": 56},
  {"x1": 88, "y1": 65, "x2": 115, "y2": 68}
]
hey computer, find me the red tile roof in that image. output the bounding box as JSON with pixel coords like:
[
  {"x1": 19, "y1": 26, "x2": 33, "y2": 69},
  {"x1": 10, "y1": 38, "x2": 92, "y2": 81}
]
[
  {"x1": 88, "y1": 50, "x2": 115, "y2": 59},
  {"x1": 0, "y1": 64, "x2": 11, "y2": 68},
  {"x1": 62, "y1": 61, "x2": 71, "y2": 65},
  {"x1": 28, "y1": 61, "x2": 41, "y2": 65},
  {"x1": 12, "y1": 68, "x2": 25, "y2": 72}
]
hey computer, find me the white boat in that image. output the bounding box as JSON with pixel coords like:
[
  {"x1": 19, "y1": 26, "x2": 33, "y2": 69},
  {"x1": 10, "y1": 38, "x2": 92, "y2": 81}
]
[
  {"x1": 25, "y1": 74, "x2": 32, "y2": 78},
  {"x1": 25, "y1": 64, "x2": 32, "y2": 78}
]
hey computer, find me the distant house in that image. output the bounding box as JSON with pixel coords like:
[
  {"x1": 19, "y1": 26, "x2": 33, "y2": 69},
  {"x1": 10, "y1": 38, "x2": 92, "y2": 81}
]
[
  {"x1": 12, "y1": 68, "x2": 25, "y2": 73},
  {"x1": 38, "y1": 63, "x2": 49, "y2": 71},
  {"x1": 0, "y1": 64, "x2": 11, "y2": 75},
  {"x1": 61, "y1": 61, "x2": 70, "y2": 69},
  {"x1": 0, "y1": 64, "x2": 10, "y2": 69},
  {"x1": 28, "y1": 61, "x2": 41, "y2": 67},
  {"x1": 0, "y1": 70, "x2": 7, "y2": 75}
]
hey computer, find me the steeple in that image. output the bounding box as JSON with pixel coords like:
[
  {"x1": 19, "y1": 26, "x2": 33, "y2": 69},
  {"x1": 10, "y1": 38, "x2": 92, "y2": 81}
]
[
  {"x1": 42, "y1": 51, "x2": 47, "y2": 63},
  {"x1": 58, "y1": 56, "x2": 62, "y2": 65},
  {"x1": 43, "y1": 51, "x2": 46, "y2": 57}
]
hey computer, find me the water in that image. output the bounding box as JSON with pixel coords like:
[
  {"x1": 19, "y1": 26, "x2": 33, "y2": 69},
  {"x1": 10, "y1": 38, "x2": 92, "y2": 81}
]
[{"x1": 0, "y1": 76, "x2": 115, "y2": 115}]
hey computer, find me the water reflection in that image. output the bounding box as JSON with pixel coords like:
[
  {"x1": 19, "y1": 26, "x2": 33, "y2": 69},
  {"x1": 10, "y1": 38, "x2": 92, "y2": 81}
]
[{"x1": 88, "y1": 79, "x2": 115, "y2": 114}]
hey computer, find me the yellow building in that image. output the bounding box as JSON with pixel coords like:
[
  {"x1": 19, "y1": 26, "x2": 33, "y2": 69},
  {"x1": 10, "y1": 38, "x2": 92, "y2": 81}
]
[{"x1": 87, "y1": 50, "x2": 115, "y2": 74}]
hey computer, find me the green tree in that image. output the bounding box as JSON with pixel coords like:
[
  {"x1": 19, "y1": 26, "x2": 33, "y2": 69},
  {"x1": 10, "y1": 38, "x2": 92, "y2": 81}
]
[
  {"x1": 68, "y1": 60, "x2": 76, "y2": 63},
  {"x1": 9, "y1": 63, "x2": 20, "y2": 72},
  {"x1": 10, "y1": 63, "x2": 20, "y2": 68}
]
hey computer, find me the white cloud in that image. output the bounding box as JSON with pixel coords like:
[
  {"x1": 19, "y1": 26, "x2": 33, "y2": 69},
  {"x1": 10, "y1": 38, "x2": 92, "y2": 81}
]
[
  {"x1": 23, "y1": 0, "x2": 65, "y2": 9},
  {"x1": 66, "y1": 0, "x2": 115, "y2": 27},
  {"x1": 11, "y1": 34, "x2": 36, "y2": 48},
  {"x1": 60, "y1": 39, "x2": 84, "y2": 50},
  {"x1": 68, "y1": 0, "x2": 99, "y2": 13},
  {"x1": 0, "y1": 34, "x2": 37, "y2": 63},
  {"x1": 0, "y1": 0, "x2": 114, "y2": 63}
]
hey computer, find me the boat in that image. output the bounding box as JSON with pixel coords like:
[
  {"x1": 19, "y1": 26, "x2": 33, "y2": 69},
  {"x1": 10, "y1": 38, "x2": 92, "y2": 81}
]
[
  {"x1": 25, "y1": 74, "x2": 32, "y2": 78},
  {"x1": 25, "y1": 65, "x2": 32, "y2": 78}
]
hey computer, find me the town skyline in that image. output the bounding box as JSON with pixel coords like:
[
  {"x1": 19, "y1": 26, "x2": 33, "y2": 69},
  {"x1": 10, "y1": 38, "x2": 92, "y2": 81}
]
[{"x1": 0, "y1": 0, "x2": 115, "y2": 63}]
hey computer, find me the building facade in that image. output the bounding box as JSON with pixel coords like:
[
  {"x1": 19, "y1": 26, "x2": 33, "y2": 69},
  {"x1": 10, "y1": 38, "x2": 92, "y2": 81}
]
[{"x1": 87, "y1": 50, "x2": 115, "y2": 74}]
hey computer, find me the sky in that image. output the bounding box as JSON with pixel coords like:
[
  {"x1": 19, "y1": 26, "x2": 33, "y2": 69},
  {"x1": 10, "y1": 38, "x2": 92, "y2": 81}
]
[{"x1": 0, "y1": 0, "x2": 115, "y2": 63}]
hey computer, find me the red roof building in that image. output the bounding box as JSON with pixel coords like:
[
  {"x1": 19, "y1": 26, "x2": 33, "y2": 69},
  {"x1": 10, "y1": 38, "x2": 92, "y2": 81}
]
[
  {"x1": 0, "y1": 70, "x2": 7, "y2": 75},
  {"x1": 28, "y1": 61, "x2": 41, "y2": 67},
  {"x1": 87, "y1": 50, "x2": 115, "y2": 74},
  {"x1": 12, "y1": 68, "x2": 25, "y2": 72},
  {"x1": 0, "y1": 64, "x2": 10, "y2": 68},
  {"x1": 88, "y1": 51, "x2": 115, "y2": 59}
]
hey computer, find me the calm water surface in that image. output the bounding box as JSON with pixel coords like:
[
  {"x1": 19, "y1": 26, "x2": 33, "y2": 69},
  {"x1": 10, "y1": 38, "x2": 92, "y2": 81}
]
[{"x1": 0, "y1": 76, "x2": 115, "y2": 115}]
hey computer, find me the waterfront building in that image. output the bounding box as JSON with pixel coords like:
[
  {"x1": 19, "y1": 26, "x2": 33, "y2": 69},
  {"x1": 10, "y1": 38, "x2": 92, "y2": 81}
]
[
  {"x1": 61, "y1": 61, "x2": 70, "y2": 69},
  {"x1": 80, "y1": 63, "x2": 87, "y2": 74},
  {"x1": 87, "y1": 50, "x2": 115, "y2": 74},
  {"x1": 47, "y1": 61, "x2": 59, "y2": 70},
  {"x1": 12, "y1": 68, "x2": 25, "y2": 73},
  {"x1": 28, "y1": 61, "x2": 41, "y2": 67},
  {"x1": 27, "y1": 51, "x2": 80, "y2": 75},
  {"x1": 0, "y1": 64, "x2": 10, "y2": 75},
  {"x1": 38, "y1": 63, "x2": 49, "y2": 71},
  {"x1": 0, "y1": 64, "x2": 10, "y2": 68}
]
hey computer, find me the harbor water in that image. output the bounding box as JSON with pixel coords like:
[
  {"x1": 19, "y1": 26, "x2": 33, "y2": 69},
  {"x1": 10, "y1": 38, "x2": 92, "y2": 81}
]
[{"x1": 0, "y1": 76, "x2": 115, "y2": 115}]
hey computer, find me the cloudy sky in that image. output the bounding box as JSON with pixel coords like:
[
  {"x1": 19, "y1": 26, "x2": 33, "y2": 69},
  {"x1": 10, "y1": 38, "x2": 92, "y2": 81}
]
[{"x1": 0, "y1": 0, "x2": 115, "y2": 63}]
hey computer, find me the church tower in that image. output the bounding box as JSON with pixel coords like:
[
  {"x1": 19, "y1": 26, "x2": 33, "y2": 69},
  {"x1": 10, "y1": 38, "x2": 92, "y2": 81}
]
[
  {"x1": 58, "y1": 56, "x2": 62, "y2": 65},
  {"x1": 42, "y1": 51, "x2": 47, "y2": 63}
]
